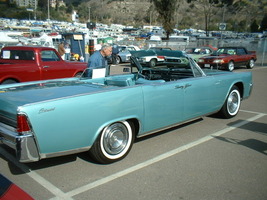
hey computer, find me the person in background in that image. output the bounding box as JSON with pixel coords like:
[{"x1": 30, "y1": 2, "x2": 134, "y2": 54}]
[
  {"x1": 17, "y1": 41, "x2": 23, "y2": 46},
  {"x1": 111, "y1": 43, "x2": 119, "y2": 64},
  {"x1": 64, "y1": 43, "x2": 71, "y2": 60},
  {"x1": 58, "y1": 41, "x2": 65, "y2": 60},
  {"x1": 87, "y1": 44, "x2": 112, "y2": 78}
]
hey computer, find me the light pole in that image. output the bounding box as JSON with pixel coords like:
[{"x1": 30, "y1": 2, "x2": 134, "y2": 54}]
[
  {"x1": 47, "y1": 0, "x2": 50, "y2": 21},
  {"x1": 88, "y1": 7, "x2": 91, "y2": 22},
  {"x1": 34, "y1": 0, "x2": 37, "y2": 20}
]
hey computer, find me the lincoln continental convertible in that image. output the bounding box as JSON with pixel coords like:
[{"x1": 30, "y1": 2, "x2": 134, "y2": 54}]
[{"x1": 0, "y1": 51, "x2": 253, "y2": 164}]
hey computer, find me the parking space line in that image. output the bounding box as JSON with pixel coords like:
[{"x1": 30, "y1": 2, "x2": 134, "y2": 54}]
[
  {"x1": 1, "y1": 112, "x2": 266, "y2": 200},
  {"x1": 240, "y1": 109, "x2": 267, "y2": 115},
  {"x1": 64, "y1": 113, "x2": 266, "y2": 199},
  {"x1": 0, "y1": 147, "x2": 74, "y2": 200}
]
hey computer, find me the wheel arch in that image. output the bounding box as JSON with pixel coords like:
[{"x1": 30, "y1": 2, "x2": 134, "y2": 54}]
[
  {"x1": 150, "y1": 58, "x2": 157, "y2": 63},
  {"x1": 222, "y1": 81, "x2": 244, "y2": 105},
  {"x1": 118, "y1": 55, "x2": 122, "y2": 62},
  {"x1": 91, "y1": 117, "x2": 140, "y2": 145},
  {"x1": 233, "y1": 82, "x2": 244, "y2": 99},
  {"x1": 228, "y1": 59, "x2": 235, "y2": 65},
  {"x1": 126, "y1": 118, "x2": 140, "y2": 138},
  {"x1": 74, "y1": 71, "x2": 83, "y2": 77},
  {"x1": 73, "y1": 71, "x2": 84, "y2": 77},
  {"x1": 1, "y1": 77, "x2": 20, "y2": 84}
]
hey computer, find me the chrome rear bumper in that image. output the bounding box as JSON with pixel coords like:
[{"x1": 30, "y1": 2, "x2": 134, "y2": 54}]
[{"x1": 0, "y1": 122, "x2": 39, "y2": 162}]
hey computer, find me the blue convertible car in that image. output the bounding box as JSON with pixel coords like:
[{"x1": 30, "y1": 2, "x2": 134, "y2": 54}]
[{"x1": 0, "y1": 51, "x2": 253, "y2": 164}]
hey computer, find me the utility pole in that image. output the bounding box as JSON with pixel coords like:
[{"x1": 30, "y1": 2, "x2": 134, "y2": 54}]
[
  {"x1": 34, "y1": 0, "x2": 37, "y2": 20},
  {"x1": 88, "y1": 7, "x2": 91, "y2": 22},
  {"x1": 47, "y1": 0, "x2": 50, "y2": 21}
]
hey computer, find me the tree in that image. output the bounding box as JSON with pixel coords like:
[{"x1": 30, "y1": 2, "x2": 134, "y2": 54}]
[
  {"x1": 250, "y1": 20, "x2": 259, "y2": 32},
  {"x1": 260, "y1": 14, "x2": 267, "y2": 32},
  {"x1": 187, "y1": 0, "x2": 223, "y2": 36},
  {"x1": 151, "y1": 0, "x2": 177, "y2": 39}
]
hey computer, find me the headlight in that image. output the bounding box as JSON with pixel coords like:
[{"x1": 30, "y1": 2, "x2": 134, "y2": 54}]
[
  {"x1": 198, "y1": 59, "x2": 204, "y2": 62},
  {"x1": 213, "y1": 59, "x2": 224, "y2": 63}
]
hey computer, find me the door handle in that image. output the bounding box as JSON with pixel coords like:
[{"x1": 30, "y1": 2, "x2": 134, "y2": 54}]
[
  {"x1": 175, "y1": 84, "x2": 192, "y2": 89},
  {"x1": 43, "y1": 66, "x2": 50, "y2": 68},
  {"x1": 175, "y1": 85, "x2": 184, "y2": 89},
  {"x1": 184, "y1": 84, "x2": 192, "y2": 88}
]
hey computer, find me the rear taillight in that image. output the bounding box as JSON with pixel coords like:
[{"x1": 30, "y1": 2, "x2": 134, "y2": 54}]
[{"x1": 17, "y1": 114, "x2": 31, "y2": 133}]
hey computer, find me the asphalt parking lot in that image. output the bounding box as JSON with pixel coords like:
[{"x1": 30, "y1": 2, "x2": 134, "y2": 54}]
[{"x1": 1, "y1": 65, "x2": 267, "y2": 200}]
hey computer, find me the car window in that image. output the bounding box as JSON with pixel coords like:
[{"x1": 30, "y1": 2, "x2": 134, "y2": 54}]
[
  {"x1": 202, "y1": 48, "x2": 211, "y2": 54},
  {"x1": 237, "y1": 48, "x2": 246, "y2": 55},
  {"x1": 216, "y1": 48, "x2": 235, "y2": 55},
  {"x1": 119, "y1": 47, "x2": 127, "y2": 52},
  {"x1": 227, "y1": 49, "x2": 236, "y2": 55},
  {"x1": 1, "y1": 50, "x2": 35, "y2": 60},
  {"x1": 41, "y1": 50, "x2": 60, "y2": 61},
  {"x1": 127, "y1": 47, "x2": 135, "y2": 51}
]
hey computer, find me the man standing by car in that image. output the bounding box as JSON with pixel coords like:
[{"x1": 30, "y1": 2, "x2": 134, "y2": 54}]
[
  {"x1": 111, "y1": 44, "x2": 120, "y2": 64},
  {"x1": 87, "y1": 44, "x2": 112, "y2": 78},
  {"x1": 58, "y1": 41, "x2": 66, "y2": 60}
]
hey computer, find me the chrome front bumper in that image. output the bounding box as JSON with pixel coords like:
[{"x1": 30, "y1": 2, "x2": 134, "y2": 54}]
[{"x1": 0, "y1": 122, "x2": 40, "y2": 162}]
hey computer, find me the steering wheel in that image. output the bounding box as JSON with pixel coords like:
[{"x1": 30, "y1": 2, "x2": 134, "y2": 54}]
[{"x1": 140, "y1": 70, "x2": 152, "y2": 80}]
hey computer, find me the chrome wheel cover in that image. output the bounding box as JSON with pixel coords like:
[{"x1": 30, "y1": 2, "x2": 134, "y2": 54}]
[
  {"x1": 100, "y1": 121, "x2": 132, "y2": 159},
  {"x1": 227, "y1": 89, "x2": 240, "y2": 116},
  {"x1": 228, "y1": 62, "x2": 234, "y2": 71},
  {"x1": 249, "y1": 60, "x2": 255, "y2": 68}
]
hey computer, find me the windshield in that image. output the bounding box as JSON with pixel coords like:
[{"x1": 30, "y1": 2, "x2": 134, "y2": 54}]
[
  {"x1": 212, "y1": 48, "x2": 236, "y2": 56},
  {"x1": 129, "y1": 50, "x2": 205, "y2": 81},
  {"x1": 79, "y1": 50, "x2": 206, "y2": 83},
  {"x1": 185, "y1": 48, "x2": 212, "y2": 55}
]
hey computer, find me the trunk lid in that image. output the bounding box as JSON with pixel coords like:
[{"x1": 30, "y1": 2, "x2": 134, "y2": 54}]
[{"x1": 0, "y1": 79, "x2": 108, "y2": 124}]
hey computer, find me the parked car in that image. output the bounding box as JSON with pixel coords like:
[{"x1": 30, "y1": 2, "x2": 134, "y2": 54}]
[
  {"x1": 184, "y1": 46, "x2": 217, "y2": 62},
  {"x1": 157, "y1": 50, "x2": 189, "y2": 66},
  {"x1": 0, "y1": 51, "x2": 253, "y2": 164},
  {"x1": 117, "y1": 45, "x2": 140, "y2": 63},
  {"x1": 132, "y1": 49, "x2": 167, "y2": 67},
  {"x1": 0, "y1": 46, "x2": 87, "y2": 84},
  {"x1": 197, "y1": 46, "x2": 257, "y2": 71}
]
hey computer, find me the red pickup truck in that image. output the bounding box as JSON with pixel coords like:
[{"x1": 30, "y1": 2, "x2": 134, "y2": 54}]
[
  {"x1": 0, "y1": 46, "x2": 87, "y2": 84},
  {"x1": 197, "y1": 46, "x2": 257, "y2": 71}
]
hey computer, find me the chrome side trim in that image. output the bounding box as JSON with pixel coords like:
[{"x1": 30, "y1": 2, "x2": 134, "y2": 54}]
[{"x1": 39, "y1": 146, "x2": 91, "y2": 160}]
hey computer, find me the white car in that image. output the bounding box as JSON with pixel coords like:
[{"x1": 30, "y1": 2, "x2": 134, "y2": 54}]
[
  {"x1": 133, "y1": 49, "x2": 168, "y2": 67},
  {"x1": 117, "y1": 45, "x2": 140, "y2": 63}
]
